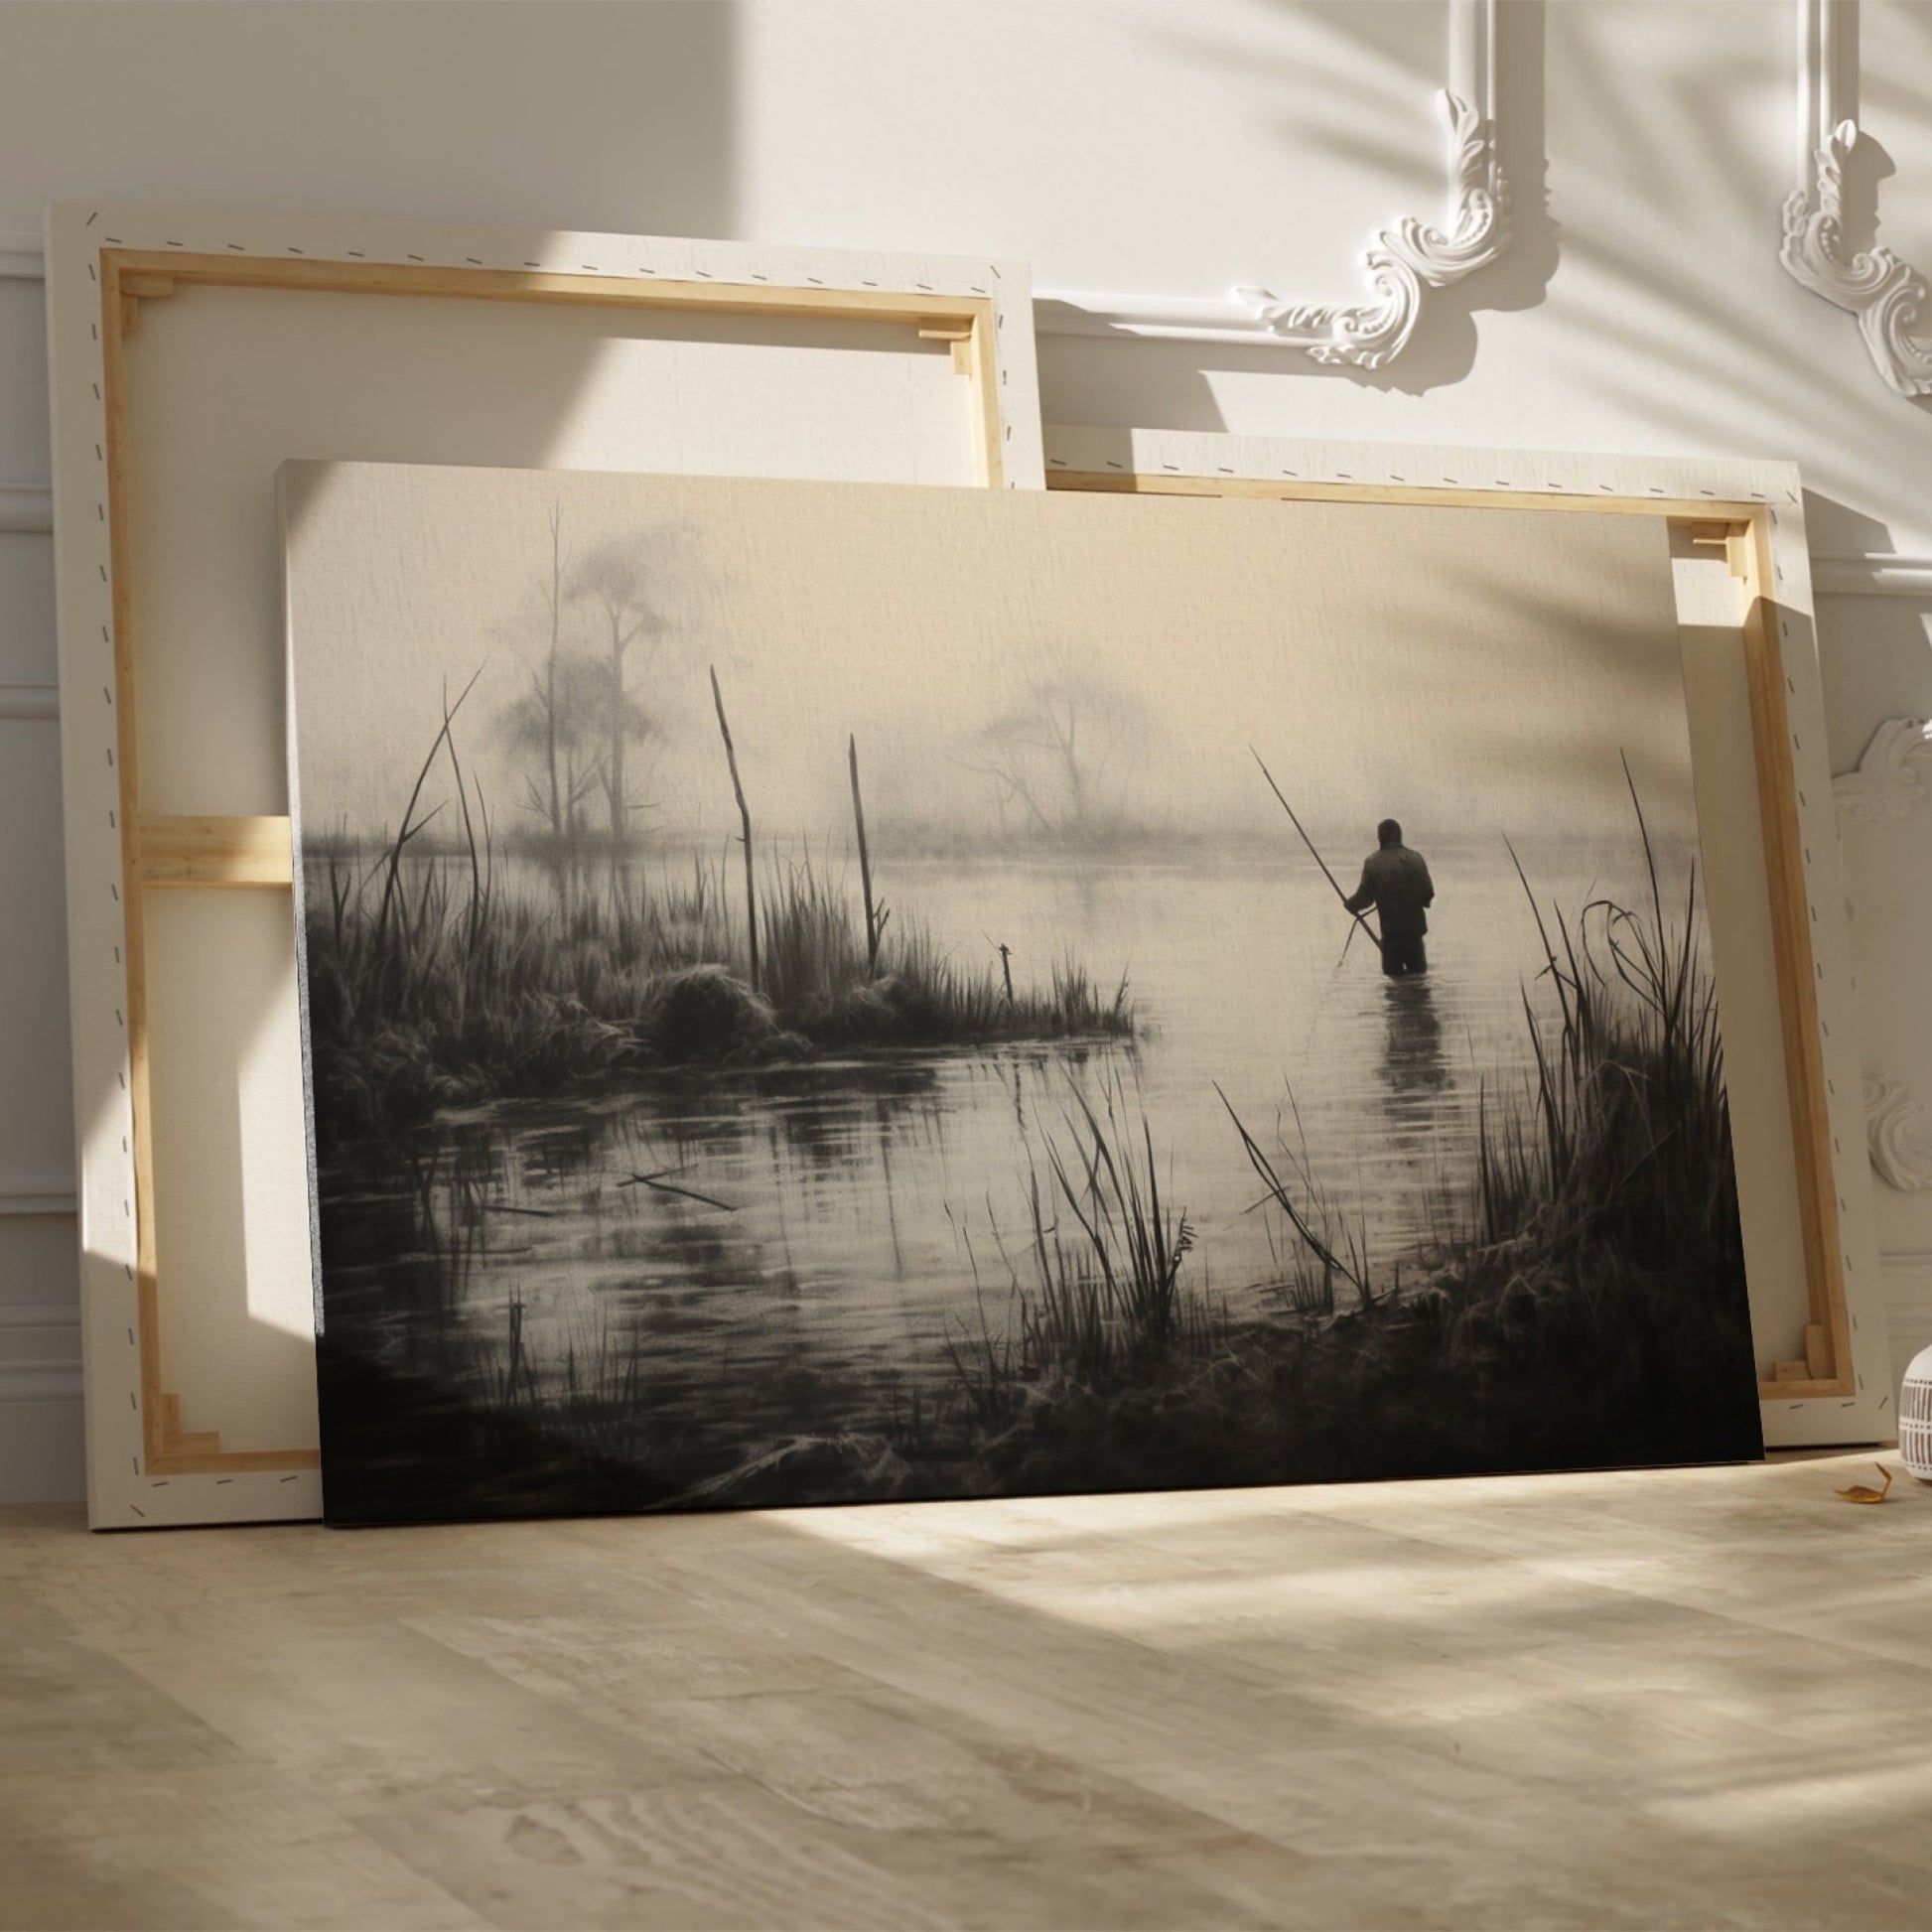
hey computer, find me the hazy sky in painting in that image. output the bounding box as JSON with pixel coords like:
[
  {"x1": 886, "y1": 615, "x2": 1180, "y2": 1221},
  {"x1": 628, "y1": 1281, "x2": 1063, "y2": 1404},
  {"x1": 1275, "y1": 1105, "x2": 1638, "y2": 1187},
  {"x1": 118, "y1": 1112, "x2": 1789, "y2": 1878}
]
[{"x1": 282, "y1": 461, "x2": 1697, "y2": 861}]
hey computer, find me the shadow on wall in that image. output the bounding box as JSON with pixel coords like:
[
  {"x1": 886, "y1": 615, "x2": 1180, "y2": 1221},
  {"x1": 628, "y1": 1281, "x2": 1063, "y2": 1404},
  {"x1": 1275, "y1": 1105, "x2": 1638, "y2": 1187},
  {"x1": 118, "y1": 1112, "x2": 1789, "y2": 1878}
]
[
  {"x1": 1523, "y1": 1, "x2": 1931, "y2": 450},
  {"x1": 1045, "y1": 0, "x2": 1928, "y2": 451},
  {"x1": 1035, "y1": 0, "x2": 1555, "y2": 419},
  {"x1": 36, "y1": 3, "x2": 746, "y2": 1504},
  {"x1": 0, "y1": 2, "x2": 738, "y2": 240},
  {"x1": 1234, "y1": 0, "x2": 1558, "y2": 397}
]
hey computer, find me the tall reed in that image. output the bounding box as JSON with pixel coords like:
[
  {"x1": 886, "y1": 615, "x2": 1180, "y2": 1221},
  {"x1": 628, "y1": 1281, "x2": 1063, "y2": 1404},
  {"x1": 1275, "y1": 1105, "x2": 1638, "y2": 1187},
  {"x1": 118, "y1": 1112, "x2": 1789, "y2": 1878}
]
[
  {"x1": 945, "y1": 1072, "x2": 1222, "y2": 1414},
  {"x1": 307, "y1": 713, "x2": 1135, "y2": 1137},
  {"x1": 1473, "y1": 763, "x2": 1736, "y2": 1285},
  {"x1": 1211, "y1": 772, "x2": 1752, "y2": 1481}
]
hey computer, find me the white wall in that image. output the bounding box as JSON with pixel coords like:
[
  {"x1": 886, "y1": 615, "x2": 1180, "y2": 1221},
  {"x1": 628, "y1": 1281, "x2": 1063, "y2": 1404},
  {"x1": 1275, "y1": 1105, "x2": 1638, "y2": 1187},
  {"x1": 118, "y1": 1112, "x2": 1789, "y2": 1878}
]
[{"x1": 2, "y1": 0, "x2": 1929, "y2": 1501}]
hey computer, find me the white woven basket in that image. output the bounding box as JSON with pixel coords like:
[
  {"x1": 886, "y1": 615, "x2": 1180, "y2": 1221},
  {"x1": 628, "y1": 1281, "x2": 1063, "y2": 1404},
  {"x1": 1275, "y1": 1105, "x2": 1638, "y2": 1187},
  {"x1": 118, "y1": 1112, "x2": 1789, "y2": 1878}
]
[{"x1": 1902, "y1": 1344, "x2": 1932, "y2": 1481}]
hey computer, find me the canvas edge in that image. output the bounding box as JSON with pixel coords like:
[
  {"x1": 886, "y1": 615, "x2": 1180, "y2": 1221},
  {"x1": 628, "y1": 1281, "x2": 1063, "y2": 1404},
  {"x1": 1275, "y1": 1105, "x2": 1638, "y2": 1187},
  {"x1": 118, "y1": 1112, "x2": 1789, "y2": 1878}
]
[
  {"x1": 48, "y1": 199, "x2": 1047, "y2": 1529},
  {"x1": 1040, "y1": 424, "x2": 1890, "y2": 1451},
  {"x1": 280, "y1": 465, "x2": 332, "y2": 1514}
]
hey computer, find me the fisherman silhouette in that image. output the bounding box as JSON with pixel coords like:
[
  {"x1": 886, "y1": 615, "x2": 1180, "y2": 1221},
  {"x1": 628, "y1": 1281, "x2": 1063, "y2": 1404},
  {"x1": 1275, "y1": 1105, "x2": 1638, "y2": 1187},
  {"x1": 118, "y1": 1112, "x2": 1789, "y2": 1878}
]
[{"x1": 1344, "y1": 818, "x2": 1435, "y2": 977}]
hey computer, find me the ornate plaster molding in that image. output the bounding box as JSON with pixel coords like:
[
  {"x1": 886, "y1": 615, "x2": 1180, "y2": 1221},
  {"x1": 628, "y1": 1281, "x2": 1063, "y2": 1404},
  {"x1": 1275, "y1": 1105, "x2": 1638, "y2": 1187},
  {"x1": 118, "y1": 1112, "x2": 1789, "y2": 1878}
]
[
  {"x1": 1864, "y1": 1074, "x2": 1932, "y2": 1191},
  {"x1": 1035, "y1": 0, "x2": 1509, "y2": 364},
  {"x1": 1780, "y1": 0, "x2": 1932, "y2": 399},
  {"x1": 1834, "y1": 717, "x2": 1932, "y2": 825},
  {"x1": 1837, "y1": 724, "x2": 1932, "y2": 1192}
]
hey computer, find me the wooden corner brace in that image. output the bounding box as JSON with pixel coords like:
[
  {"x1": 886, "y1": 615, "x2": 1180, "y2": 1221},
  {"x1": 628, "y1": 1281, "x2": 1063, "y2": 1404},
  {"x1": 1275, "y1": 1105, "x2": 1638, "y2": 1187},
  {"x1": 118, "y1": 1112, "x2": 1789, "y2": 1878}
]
[
  {"x1": 117, "y1": 271, "x2": 177, "y2": 338},
  {"x1": 1684, "y1": 518, "x2": 1754, "y2": 581}
]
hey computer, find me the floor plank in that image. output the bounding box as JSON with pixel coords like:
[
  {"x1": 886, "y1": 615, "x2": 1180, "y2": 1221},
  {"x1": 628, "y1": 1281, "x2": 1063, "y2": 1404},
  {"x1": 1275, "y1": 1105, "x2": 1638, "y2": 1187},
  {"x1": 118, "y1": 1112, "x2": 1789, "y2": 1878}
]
[{"x1": 3, "y1": 1454, "x2": 1930, "y2": 1929}]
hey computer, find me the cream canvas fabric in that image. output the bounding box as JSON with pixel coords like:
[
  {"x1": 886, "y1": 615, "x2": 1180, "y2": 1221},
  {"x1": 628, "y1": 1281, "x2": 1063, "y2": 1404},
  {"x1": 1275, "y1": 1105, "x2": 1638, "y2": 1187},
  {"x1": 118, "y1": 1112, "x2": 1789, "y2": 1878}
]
[{"x1": 282, "y1": 460, "x2": 1760, "y2": 1523}]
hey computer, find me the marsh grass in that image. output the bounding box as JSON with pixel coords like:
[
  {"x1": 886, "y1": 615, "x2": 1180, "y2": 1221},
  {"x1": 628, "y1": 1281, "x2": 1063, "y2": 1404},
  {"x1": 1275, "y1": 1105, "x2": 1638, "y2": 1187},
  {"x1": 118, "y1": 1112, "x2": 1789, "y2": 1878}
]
[
  {"x1": 1223, "y1": 1084, "x2": 1395, "y2": 1317},
  {"x1": 1201, "y1": 782, "x2": 1753, "y2": 1476},
  {"x1": 1473, "y1": 777, "x2": 1733, "y2": 1281},
  {"x1": 938, "y1": 1073, "x2": 1227, "y2": 1439},
  {"x1": 318, "y1": 1299, "x2": 677, "y2": 1522},
  {"x1": 907, "y1": 787, "x2": 1758, "y2": 1494},
  {"x1": 471, "y1": 1293, "x2": 668, "y2": 1472},
  {"x1": 317, "y1": 717, "x2": 1756, "y2": 1517},
  {"x1": 315, "y1": 1128, "x2": 690, "y2": 1519},
  {"x1": 305, "y1": 715, "x2": 1134, "y2": 1138}
]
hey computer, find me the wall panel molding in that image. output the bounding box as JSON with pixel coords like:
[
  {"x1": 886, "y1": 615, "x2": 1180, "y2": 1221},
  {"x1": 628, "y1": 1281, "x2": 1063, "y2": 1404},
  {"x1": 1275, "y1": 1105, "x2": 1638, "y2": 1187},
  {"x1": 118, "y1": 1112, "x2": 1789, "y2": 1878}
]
[
  {"x1": 0, "y1": 1302, "x2": 82, "y2": 1407},
  {"x1": 1834, "y1": 720, "x2": 1932, "y2": 1192},
  {"x1": 0, "y1": 1174, "x2": 78, "y2": 1217},
  {"x1": 1781, "y1": 0, "x2": 1932, "y2": 398},
  {"x1": 0, "y1": 231, "x2": 42, "y2": 281},
  {"x1": 1878, "y1": 1256, "x2": 1932, "y2": 1322},
  {"x1": 1035, "y1": 0, "x2": 1509, "y2": 364},
  {"x1": 0, "y1": 683, "x2": 58, "y2": 722},
  {"x1": 0, "y1": 482, "x2": 54, "y2": 532},
  {"x1": 1811, "y1": 552, "x2": 1932, "y2": 597}
]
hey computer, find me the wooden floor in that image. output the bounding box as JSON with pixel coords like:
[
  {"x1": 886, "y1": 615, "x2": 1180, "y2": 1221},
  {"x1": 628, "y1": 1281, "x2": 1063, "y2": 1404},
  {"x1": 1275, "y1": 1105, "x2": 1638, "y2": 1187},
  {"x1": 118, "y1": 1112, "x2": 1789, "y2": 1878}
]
[{"x1": 4, "y1": 1451, "x2": 1931, "y2": 1930}]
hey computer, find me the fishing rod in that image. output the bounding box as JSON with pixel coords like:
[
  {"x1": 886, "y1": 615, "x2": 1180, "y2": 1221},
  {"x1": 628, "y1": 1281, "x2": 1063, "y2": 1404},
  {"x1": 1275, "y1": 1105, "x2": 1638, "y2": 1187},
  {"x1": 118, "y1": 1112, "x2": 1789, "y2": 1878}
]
[{"x1": 1250, "y1": 747, "x2": 1384, "y2": 964}]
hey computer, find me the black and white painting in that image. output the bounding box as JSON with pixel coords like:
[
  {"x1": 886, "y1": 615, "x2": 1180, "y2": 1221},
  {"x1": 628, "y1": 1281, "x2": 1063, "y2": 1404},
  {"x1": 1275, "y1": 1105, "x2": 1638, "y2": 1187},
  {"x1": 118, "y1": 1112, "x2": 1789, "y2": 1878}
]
[{"x1": 284, "y1": 462, "x2": 1762, "y2": 1524}]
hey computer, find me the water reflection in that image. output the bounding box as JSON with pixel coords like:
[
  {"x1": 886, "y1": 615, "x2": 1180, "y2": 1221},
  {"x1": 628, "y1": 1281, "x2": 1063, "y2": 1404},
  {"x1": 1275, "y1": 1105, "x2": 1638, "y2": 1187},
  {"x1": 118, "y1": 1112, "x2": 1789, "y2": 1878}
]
[
  {"x1": 1380, "y1": 975, "x2": 1449, "y2": 1108},
  {"x1": 321, "y1": 854, "x2": 1619, "y2": 1499}
]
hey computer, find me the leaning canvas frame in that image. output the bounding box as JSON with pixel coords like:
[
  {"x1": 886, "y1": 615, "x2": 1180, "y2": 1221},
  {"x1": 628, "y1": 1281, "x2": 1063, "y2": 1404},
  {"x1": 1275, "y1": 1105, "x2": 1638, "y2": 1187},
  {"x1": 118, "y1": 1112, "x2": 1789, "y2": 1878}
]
[
  {"x1": 1042, "y1": 425, "x2": 1890, "y2": 1449},
  {"x1": 45, "y1": 202, "x2": 1043, "y2": 1528}
]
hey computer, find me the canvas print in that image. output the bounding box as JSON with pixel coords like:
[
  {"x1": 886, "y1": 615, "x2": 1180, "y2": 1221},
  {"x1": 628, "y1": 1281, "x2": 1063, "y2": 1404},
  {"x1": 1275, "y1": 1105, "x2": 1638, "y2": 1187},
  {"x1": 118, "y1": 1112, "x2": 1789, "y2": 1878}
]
[{"x1": 284, "y1": 462, "x2": 1763, "y2": 1524}]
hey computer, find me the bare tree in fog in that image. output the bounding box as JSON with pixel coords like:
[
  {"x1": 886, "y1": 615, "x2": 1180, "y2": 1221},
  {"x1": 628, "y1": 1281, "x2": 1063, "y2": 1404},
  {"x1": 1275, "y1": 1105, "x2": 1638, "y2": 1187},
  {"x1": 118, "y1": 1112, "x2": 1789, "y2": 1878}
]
[
  {"x1": 497, "y1": 651, "x2": 627, "y2": 844},
  {"x1": 492, "y1": 510, "x2": 688, "y2": 887},
  {"x1": 968, "y1": 648, "x2": 1148, "y2": 843},
  {"x1": 497, "y1": 504, "x2": 587, "y2": 846},
  {"x1": 571, "y1": 534, "x2": 673, "y2": 849}
]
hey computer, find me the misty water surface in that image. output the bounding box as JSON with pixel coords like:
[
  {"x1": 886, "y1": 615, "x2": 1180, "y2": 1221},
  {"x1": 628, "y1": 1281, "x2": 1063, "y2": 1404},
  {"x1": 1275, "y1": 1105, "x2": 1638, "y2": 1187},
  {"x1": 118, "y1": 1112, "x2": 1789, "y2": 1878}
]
[{"x1": 319, "y1": 839, "x2": 1664, "y2": 1472}]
